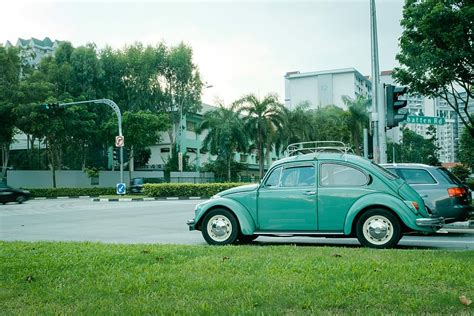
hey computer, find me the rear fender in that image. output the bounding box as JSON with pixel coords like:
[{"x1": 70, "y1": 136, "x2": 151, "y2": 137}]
[
  {"x1": 194, "y1": 197, "x2": 256, "y2": 234},
  {"x1": 343, "y1": 193, "x2": 421, "y2": 235}
]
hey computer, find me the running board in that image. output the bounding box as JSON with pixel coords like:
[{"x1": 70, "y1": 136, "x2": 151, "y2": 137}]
[{"x1": 254, "y1": 231, "x2": 344, "y2": 237}]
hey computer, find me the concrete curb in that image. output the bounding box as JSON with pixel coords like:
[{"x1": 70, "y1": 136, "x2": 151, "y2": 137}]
[
  {"x1": 91, "y1": 197, "x2": 207, "y2": 202},
  {"x1": 32, "y1": 196, "x2": 207, "y2": 202},
  {"x1": 32, "y1": 196, "x2": 95, "y2": 200}
]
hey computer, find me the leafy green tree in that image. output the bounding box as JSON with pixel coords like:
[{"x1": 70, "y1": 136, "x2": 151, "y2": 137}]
[
  {"x1": 159, "y1": 43, "x2": 203, "y2": 148},
  {"x1": 458, "y1": 128, "x2": 474, "y2": 172},
  {"x1": 311, "y1": 105, "x2": 351, "y2": 144},
  {"x1": 394, "y1": 0, "x2": 474, "y2": 137},
  {"x1": 234, "y1": 94, "x2": 283, "y2": 178},
  {"x1": 388, "y1": 127, "x2": 440, "y2": 165},
  {"x1": 201, "y1": 159, "x2": 245, "y2": 181},
  {"x1": 451, "y1": 164, "x2": 470, "y2": 182},
  {"x1": 0, "y1": 46, "x2": 21, "y2": 180},
  {"x1": 343, "y1": 96, "x2": 370, "y2": 155},
  {"x1": 104, "y1": 110, "x2": 171, "y2": 179},
  {"x1": 197, "y1": 103, "x2": 248, "y2": 181}
]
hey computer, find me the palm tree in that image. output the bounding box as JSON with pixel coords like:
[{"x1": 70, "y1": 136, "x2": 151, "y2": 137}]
[
  {"x1": 196, "y1": 103, "x2": 247, "y2": 181},
  {"x1": 276, "y1": 102, "x2": 313, "y2": 155},
  {"x1": 343, "y1": 96, "x2": 370, "y2": 155},
  {"x1": 234, "y1": 93, "x2": 284, "y2": 178}
]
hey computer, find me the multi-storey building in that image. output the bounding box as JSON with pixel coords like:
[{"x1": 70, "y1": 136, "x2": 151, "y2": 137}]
[
  {"x1": 284, "y1": 68, "x2": 372, "y2": 110},
  {"x1": 4, "y1": 37, "x2": 63, "y2": 66}
]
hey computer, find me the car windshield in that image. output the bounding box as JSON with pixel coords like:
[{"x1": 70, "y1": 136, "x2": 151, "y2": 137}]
[
  {"x1": 438, "y1": 168, "x2": 462, "y2": 185},
  {"x1": 372, "y1": 162, "x2": 399, "y2": 180}
]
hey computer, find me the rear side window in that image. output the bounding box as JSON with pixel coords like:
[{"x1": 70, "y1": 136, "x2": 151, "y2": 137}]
[
  {"x1": 399, "y1": 169, "x2": 436, "y2": 184},
  {"x1": 437, "y1": 168, "x2": 462, "y2": 185},
  {"x1": 320, "y1": 163, "x2": 368, "y2": 186}
]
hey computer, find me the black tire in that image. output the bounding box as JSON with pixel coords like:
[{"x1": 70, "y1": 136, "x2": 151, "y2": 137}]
[
  {"x1": 238, "y1": 234, "x2": 258, "y2": 244},
  {"x1": 356, "y1": 209, "x2": 402, "y2": 249},
  {"x1": 201, "y1": 209, "x2": 239, "y2": 245},
  {"x1": 16, "y1": 196, "x2": 25, "y2": 204}
]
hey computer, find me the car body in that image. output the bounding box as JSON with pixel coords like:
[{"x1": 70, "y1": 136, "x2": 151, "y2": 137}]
[
  {"x1": 130, "y1": 177, "x2": 164, "y2": 194},
  {"x1": 381, "y1": 163, "x2": 473, "y2": 223},
  {"x1": 0, "y1": 182, "x2": 31, "y2": 204},
  {"x1": 188, "y1": 147, "x2": 445, "y2": 248}
]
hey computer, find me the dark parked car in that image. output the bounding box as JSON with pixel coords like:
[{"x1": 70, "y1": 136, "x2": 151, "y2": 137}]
[
  {"x1": 130, "y1": 177, "x2": 164, "y2": 194},
  {"x1": 0, "y1": 182, "x2": 31, "y2": 205},
  {"x1": 382, "y1": 163, "x2": 473, "y2": 223}
]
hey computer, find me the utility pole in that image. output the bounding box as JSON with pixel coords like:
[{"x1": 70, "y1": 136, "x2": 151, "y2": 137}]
[{"x1": 370, "y1": 0, "x2": 387, "y2": 163}]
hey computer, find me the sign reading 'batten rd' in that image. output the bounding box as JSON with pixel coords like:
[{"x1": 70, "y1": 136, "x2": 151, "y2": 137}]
[{"x1": 404, "y1": 116, "x2": 446, "y2": 125}]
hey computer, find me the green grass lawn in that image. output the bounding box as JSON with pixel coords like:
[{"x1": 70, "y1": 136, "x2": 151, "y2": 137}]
[{"x1": 1, "y1": 242, "x2": 472, "y2": 315}]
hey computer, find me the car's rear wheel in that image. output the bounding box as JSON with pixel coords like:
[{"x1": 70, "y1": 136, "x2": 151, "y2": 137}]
[
  {"x1": 356, "y1": 209, "x2": 402, "y2": 249},
  {"x1": 202, "y1": 209, "x2": 239, "y2": 245},
  {"x1": 16, "y1": 195, "x2": 25, "y2": 204}
]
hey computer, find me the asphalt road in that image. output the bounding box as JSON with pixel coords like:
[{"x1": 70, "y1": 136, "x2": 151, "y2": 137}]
[{"x1": 1, "y1": 199, "x2": 473, "y2": 250}]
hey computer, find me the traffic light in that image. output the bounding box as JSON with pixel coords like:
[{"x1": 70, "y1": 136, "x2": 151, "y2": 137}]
[
  {"x1": 386, "y1": 84, "x2": 408, "y2": 129},
  {"x1": 113, "y1": 148, "x2": 119, "y2": 161},
  {"x1": 42, "y1": 102, "x2": 60, "y2": 110}
]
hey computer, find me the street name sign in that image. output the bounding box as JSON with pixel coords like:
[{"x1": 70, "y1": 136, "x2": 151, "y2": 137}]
[{"x1": 404, "y1": 116, "x2": 445, "y2": 125}]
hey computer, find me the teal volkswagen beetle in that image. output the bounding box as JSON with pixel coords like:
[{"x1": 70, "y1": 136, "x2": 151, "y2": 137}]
[{"x1": 187, "y1": 142, "x2": 445, "y2": 248}]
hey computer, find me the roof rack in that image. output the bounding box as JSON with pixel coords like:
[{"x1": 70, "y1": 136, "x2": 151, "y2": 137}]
[{"x1": 286, "y1": 141, "x2": 354, "y2": 157}]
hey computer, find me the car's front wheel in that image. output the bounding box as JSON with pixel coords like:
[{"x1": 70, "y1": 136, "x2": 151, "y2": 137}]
[
  {"x1": 356, "y1": 209, "x2": 402, "y2": 249},
  {"x1": 16, "y1": 195, "x2": 26, "y2": 204},
  {"x1": 202, "y1": 209, "x2": 239, "y2": 245}
]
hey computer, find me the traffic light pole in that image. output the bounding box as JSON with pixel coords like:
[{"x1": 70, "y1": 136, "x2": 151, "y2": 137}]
[
  {"x1": 57, "y1": 99, "x2": 124, "y2": 184},
  {"x1": 369, "y1": 0, "x2": 387, "y2": 163}
]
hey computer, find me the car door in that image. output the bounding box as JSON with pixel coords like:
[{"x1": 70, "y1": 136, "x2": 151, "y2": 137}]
[
  {"x1": 317, "y1": 162, "x2": 373, "y2": 231},
  {"x1": 257, "y1": 163, "x2": 317, "y2": 231},
  {"x1": 0, "y1": 183, "x2": 13, "y2": 203}
]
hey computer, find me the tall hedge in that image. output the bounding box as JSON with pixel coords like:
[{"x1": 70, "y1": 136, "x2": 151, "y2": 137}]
[{"x1": 143, "y1": 183, "x2": 246, "y2": 198}]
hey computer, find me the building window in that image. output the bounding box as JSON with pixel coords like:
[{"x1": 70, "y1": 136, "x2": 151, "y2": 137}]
[{"x1": 160, "y1": 147, "x2": 170, "y2": 153}]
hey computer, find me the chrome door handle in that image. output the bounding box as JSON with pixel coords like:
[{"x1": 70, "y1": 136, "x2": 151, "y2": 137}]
[{"x1": 304, "y1": 191, "x2": 316, "y2": 195}]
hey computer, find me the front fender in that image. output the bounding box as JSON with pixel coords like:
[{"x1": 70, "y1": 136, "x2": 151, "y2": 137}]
[
  {"x1": 343, "y1": 193, "x2": 422, "y2": 235},
  {"x1": 194, "y1": 197, "x2": 256, "y2": 235}
]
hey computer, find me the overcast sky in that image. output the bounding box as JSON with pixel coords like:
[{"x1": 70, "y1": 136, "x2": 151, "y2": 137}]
[{"x1": 2, "y1": 0, "x2": 405, "y2": 105}]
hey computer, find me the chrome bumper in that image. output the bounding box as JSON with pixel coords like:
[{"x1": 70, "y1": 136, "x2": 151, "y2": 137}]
[
  {"x1": 187, "y1": 219, "x2": 196, "y2": 231},
  {"x1": 416, "y1": 217, "x2": 445, "y2": 228}
]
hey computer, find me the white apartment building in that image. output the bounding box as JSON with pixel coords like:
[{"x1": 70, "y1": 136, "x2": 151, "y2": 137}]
[
  {"x1": 284, "y1": 68, "x2": 372, "y2": 110},
  {"x1": 5, "y1": 37, "x2": 63, "y2": 66}
]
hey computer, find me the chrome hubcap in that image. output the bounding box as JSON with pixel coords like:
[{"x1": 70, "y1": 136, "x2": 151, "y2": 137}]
[
  {"x1": 207, "y1": 215, "x2": 232, "y2": 242},
  {"x1": 363, "y1": 215, "x2": 393, "y2": 245}
]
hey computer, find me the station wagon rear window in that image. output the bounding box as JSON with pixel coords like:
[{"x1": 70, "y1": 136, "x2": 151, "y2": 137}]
[{"x1": 399, "y1": 169, "x2": 436, "y2": 184}]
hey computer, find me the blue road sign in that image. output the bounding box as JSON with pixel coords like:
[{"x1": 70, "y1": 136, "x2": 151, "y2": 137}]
[{"x1": 116, "y1": 183, "x2": 126, "y2": 195}]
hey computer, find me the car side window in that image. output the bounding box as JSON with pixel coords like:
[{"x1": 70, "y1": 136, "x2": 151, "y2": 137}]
[
  {"x1": 320, "y1": 163, "x2": 368, "y2": 186},
  {"x1": 399, "y1": 169, "x2": 436, "y2": 184},
  {"x1": 280, "y1": 166, "x2": 315, "y2": 187},
  {"x1": 264, "y1": 167, "x2": 282, "y2": 187}
]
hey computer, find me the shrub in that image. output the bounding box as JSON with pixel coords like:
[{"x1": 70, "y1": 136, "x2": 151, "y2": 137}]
[
  {"x1": 27, "y1": 187, "x2": 115, "y2": 198},
  {"x1": 143, "y1": 182, "x2": 248, "y2": 197}
]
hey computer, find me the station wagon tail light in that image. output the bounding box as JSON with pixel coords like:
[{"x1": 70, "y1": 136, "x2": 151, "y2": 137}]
[
  {"x1": 447, "y1": 187, "x2": 466, "y2": 198},
  {"x1": 411, "y1": 201, "x2": 419, "y2": 211}
]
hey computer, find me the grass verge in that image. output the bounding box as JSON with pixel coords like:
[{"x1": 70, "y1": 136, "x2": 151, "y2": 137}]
[{"x1": 1, "y1": 241, "x2": 473, "y2": 314}]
